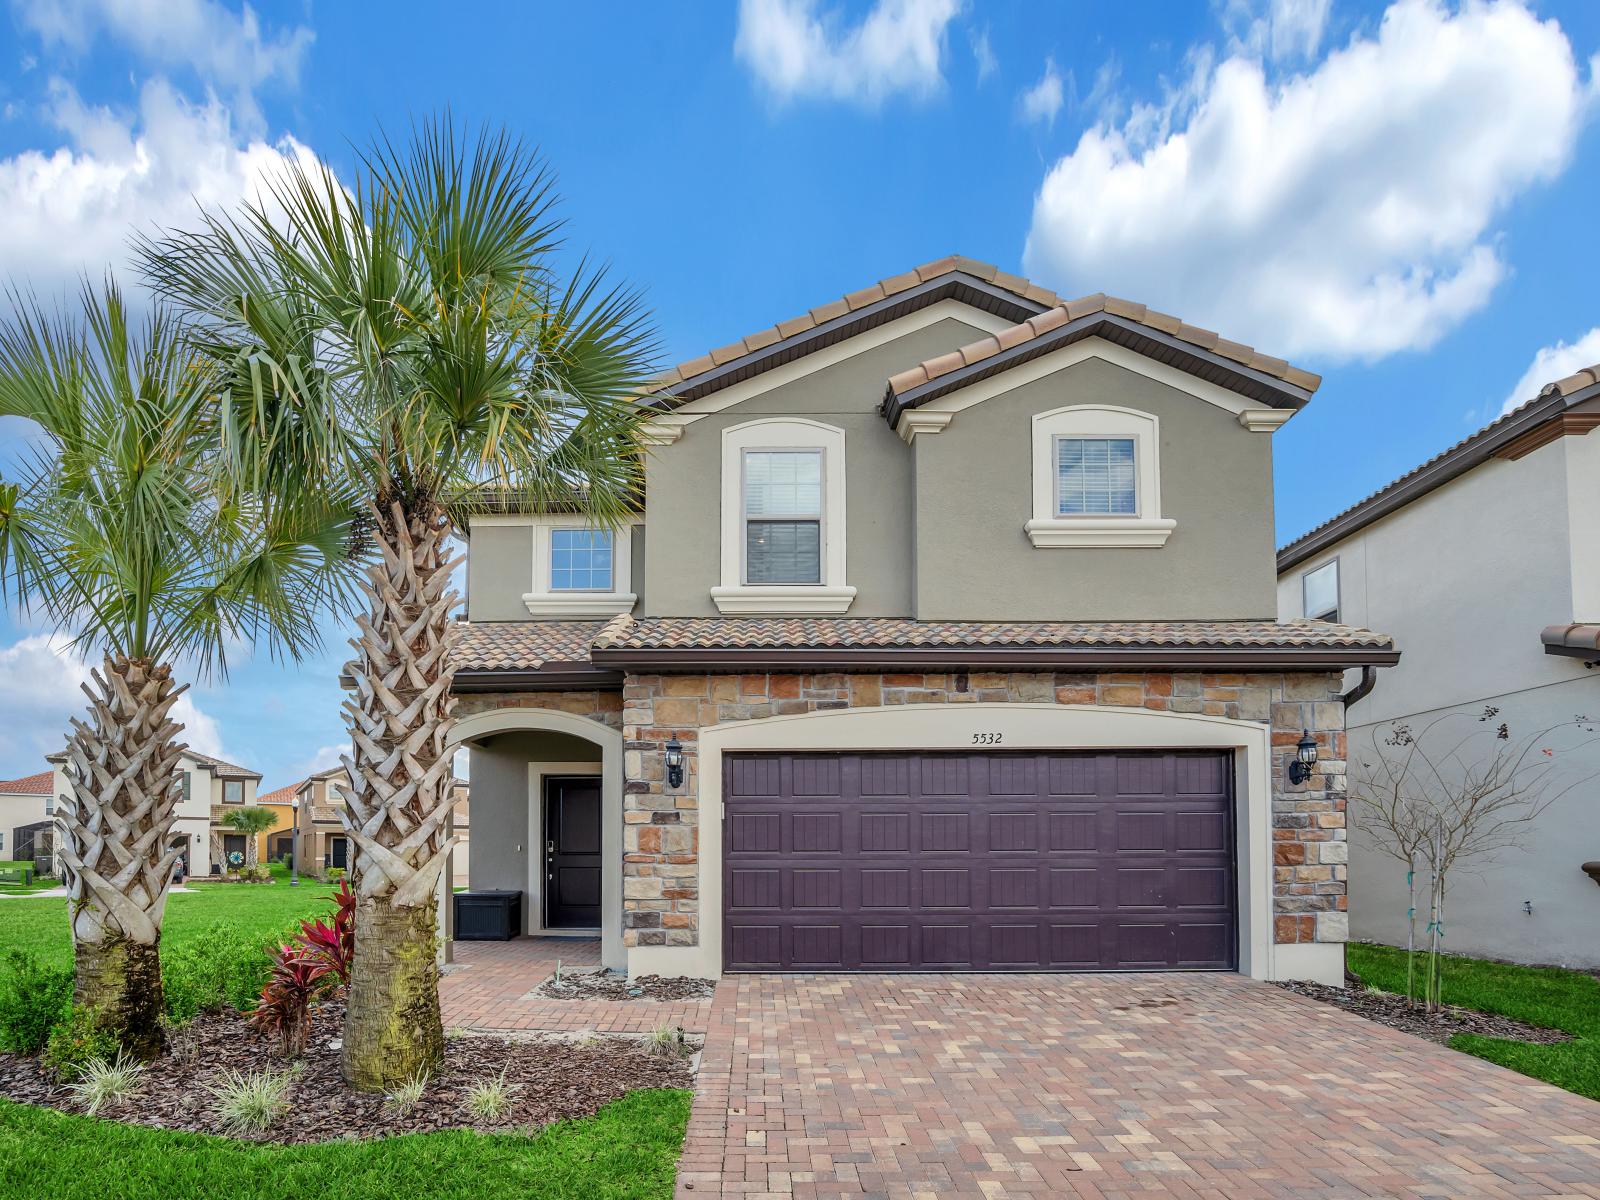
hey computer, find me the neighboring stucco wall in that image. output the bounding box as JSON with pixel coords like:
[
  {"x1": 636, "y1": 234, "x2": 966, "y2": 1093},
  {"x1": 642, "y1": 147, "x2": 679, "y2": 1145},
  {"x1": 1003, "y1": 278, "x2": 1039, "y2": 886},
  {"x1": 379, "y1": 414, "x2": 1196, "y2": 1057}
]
[
  {"x1": 642, "y1": 316, "x2": 995, "y2": 618},
  {"x1": 619, "y1": 670, "x2": 1348, "y2": 974},
  {"x1": 0, "y1": 792, "x2": 45, "y2": 858},
  {"x1": 915, "y1": 355, "x2": 1279, "y2": 621},
  {"x1": 466, "y1": 523, "x2": 538, "y2": 622},
  {"x1": 1277, "y1": 431, "x2": 1600, "y2": 966}
]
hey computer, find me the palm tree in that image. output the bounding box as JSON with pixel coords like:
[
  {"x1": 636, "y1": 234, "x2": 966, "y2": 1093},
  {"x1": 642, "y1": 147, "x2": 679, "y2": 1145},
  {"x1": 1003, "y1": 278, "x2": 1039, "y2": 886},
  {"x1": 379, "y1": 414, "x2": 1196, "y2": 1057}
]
[
  {"x1": 220, "y1": 805, "x2": 278, "y2": 869},
  {"x1": 137, "y1": 120, "x2": 659, "y2": 1089},
  {"x1": 0, "y1": 281, "x2": 351, "y2": 1057}
]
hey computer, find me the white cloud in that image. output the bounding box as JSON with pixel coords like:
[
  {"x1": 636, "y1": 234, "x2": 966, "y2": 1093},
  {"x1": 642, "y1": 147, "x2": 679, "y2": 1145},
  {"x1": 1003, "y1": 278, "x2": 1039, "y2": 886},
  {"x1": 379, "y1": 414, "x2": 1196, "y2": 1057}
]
[
  {"x1": 0, "y1": 634, "x2": 228, "y2": 774},
  {"x1": 285, "y1": 743, "x2": 346, "y2": 781},
  {"x1": 14, "y1": 0, "x2": 313, "y2": 129},
  {"x1": 1019, "y1": 56, "x2": 1063, "y2": 127},
  {"x1": 1502, "y1": 327, "x2": 1600, "y2": 414},
  {"x1": 1223, "y1": 0, "x2": 1332, "y2": 64},
  {"x1": 734, "y1": 0, "x2": 963, "y2": 106},
  {"x1": 1023, "y1": 0, "x2": 1598, "y2": 363},
  {"x1": 969, "y1": 24, "x2": 996, "y2": 83},
  {"x1": 0, "y1": 77, "x2": 322, "y2": 308}
]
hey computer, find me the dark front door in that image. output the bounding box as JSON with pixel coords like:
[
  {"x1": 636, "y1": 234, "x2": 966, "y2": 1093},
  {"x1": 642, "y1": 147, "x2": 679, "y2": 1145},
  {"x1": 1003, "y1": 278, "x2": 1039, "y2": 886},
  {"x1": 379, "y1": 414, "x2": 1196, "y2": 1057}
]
[
  {"x1": 222, "y1": 834, "x2": 246, "y2": 869},
  {"x1": 544, "y1": 776, "x2": 602, "y2": 928},
  {"x1": 723, "y1": 750, "x2": 1237, "y2": 973},
  {"x1": 329, "y1": 836, "x2": 348, "y2": 869}
]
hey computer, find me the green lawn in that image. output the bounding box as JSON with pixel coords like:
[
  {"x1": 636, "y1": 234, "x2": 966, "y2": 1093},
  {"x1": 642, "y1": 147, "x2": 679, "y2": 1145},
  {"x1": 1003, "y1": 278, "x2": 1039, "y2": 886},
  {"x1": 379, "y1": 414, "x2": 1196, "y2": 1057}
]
[
  {"x1": 0, "y1": 878, "x2": 338, "y2": 970},
  {"x1": 0, "y1": 1088, "x2": 691, "y2": 1200},
  {"x1": 0, "y1": 877, "x2": 62, "y2": 896},
  {"x1": 1348, "y1": 942, "x2": 1600, "y2": 1101}
]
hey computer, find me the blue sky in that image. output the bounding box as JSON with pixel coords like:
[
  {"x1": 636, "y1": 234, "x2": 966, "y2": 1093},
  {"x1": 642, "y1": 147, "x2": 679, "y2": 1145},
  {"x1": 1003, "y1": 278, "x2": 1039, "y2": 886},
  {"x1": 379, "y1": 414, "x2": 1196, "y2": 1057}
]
[{"x1": 0, "y1": 0, "x2": 1597, "y2": 787}]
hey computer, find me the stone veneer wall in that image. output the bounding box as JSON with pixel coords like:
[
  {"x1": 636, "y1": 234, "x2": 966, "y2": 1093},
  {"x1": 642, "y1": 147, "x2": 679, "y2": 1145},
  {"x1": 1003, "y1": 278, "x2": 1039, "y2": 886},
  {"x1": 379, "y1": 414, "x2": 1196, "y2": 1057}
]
[{"x1": 619, "y1": 670, "x2": 1349, "y2": 950}]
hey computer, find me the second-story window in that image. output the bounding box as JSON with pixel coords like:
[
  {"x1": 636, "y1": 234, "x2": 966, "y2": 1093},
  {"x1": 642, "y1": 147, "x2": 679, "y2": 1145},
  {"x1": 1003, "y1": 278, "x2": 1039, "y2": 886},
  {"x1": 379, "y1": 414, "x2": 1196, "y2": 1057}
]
[
  {"x1": 743, "y1": 449, "x2": 823, "y2": 585},
  {"x1": 1056, "y1": 437, "x2": 1137, "y2": 516},
  {"x1": 550, "y1": 529, "x2": 614, "y2": 592},
  {"x1": 181, "y1": 773, "x2": 191, "y2": 803},
  {"x1": 1303, "y1": 560, "x2": 1339, "y2": 622},
  {"x1": 223, "y1": 780, "x2": 243, "y2": 804}
]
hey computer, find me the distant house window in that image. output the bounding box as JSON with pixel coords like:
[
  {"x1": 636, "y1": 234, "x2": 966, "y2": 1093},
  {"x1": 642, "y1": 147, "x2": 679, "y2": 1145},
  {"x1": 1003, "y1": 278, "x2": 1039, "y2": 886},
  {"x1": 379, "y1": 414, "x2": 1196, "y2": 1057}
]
[
  {"x1": 1056, "y1": 437, "x2": 1137, "y2": 516},
  {"x1": 549, "y1": 528, "x2": 614, "y2": 592},
  {"x1": 46, "y1": 795, "x2": 56, "y2": 816},
  {"x1": 181, "y1": 773, "x2": 191, "y2": 803},
  {"x1": 743, "y1": 449, "x2": 823, "y2": 585},
  {"x1": 223, "y1": 780, "x2": 244, "y2": 804},
  {"x1": 1303, "y1": 560, "x2": 1340, "y2": 622}
]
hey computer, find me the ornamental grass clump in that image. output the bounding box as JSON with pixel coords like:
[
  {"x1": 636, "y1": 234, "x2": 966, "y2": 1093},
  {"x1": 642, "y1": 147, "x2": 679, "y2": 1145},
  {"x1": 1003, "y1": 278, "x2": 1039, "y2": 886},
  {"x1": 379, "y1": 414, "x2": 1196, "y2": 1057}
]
[
  {"x1": 68, "y1": 1052, "x2": 145, "y2": 1116},
  {"x1": 465, "y1": 1068, "x2": 520, "y2": 1124},
  {"x1": 385, "y1": 1069, "x2": 429, "y2": 1117},
  {"x1": 208, "y1": 1067, "x2": 293, "y2": 1135}
]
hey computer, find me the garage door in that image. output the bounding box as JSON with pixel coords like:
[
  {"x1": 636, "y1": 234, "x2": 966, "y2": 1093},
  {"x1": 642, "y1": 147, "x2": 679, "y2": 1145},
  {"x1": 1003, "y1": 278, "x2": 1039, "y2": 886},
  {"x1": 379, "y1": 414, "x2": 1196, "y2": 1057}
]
[{"x1": 723, "y1": 750, "x2": 1236, "y2": 972}]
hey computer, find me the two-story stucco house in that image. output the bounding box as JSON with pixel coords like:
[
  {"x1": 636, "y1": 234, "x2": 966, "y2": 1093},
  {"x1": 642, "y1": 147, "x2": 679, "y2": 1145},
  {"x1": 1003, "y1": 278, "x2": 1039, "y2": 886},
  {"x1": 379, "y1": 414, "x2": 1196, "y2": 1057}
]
[
  {"x1": 452, "y1": 256, "x2": 1398, "y2": 985},
  {"x1": 1278, "y1": 363, "x2": 1600, "y2": 968}
]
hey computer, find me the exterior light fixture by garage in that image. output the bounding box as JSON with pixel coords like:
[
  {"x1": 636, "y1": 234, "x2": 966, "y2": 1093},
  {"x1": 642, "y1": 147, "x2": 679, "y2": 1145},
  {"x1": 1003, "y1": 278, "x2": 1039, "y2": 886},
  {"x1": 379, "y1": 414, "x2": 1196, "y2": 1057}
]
[
  {"x1": 1288, "y1": 730, "x2": 1318, "y2": 786},
  {"x1": 665, "y1": 737, "x2": 685, "y2": 789}
]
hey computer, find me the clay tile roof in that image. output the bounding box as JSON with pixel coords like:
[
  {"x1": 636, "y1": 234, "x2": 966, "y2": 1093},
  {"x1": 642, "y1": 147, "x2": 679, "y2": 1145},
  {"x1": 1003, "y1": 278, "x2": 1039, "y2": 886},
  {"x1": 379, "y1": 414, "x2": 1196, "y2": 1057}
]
[
  {"x1": 887, "y1": 296, "x2": 1321, "y2": 400},
  {"x1": 258, "y1": 782, "x2": 302, "y2": 805},
  {"x1": 590, "y1": 616, "x2": 1392, "y2": 653},
  {"x1": 0, "y1": 770, "x2": 53, "y2": 795},
  {"x1": 648, "y1": 255, "x2": 1065, "y2": 393},
  {"x1": 454, "y1": 620, "x2": 615, "y2": 672},
  {"x1": 1278, "y1": 361, "x2": 1600, "y2": 570},
  {"x1": 184, "y1": 750, "x2": 261, "y2": 780}
]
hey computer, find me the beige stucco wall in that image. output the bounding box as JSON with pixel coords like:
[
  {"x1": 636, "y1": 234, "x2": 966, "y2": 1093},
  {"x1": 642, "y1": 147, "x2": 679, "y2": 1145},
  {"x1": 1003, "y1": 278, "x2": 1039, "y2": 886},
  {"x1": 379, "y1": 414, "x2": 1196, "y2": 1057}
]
[
  {"x1": 0, "y1": 792, "x2": 47, "y2": 859},
  {"x1": 641, "y1": 316, "x2": 995, "y2": 618},
  {"x1": 915, "y1": 355, "x2": 1279, "y2": 620},
  {"x1": 1277, "y1": 430, "x2": 1600, "y2": 966}
]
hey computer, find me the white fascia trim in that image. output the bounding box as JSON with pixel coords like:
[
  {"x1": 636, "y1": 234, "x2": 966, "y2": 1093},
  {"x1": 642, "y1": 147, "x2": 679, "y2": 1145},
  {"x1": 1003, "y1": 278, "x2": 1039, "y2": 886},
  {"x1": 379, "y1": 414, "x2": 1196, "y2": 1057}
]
[
  {"x1": 520, "y1": 515, "x2": 639, "y2": 619},
  {"x1": 903, "y1": 336, "x2": 1277, "y2": 434},
  {"x1": 1238, "y1": 408, "x2": 1294, "y2": 433},
  {"x1": 1024, "y1": 517, "x2": 1177, "y2": 548},
  {"x1": 709, "y1": 585, "x2": 858, "y2": 614},
  {"x1": 717, "y1": 417, "x2": 852, "y2": 613},
  {"x1": 666, "y1": 300, "x2": 1016, "y2": 424}
]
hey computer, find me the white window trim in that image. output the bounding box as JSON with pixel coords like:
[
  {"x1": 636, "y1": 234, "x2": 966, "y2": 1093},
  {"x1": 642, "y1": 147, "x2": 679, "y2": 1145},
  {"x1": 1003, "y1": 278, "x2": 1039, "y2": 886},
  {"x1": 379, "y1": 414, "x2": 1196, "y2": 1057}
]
[
  {"x1": 712, "y1": 417, "x2": 856, "y2": 614},
  {"x1": 1302, "y1": 558, "x2": 1340, "y2": 622},
  {"x1": 1025, "y1": 404, "x2": 1176, "y2": 548},
  {"x1": 523, "y1": 516, "x2": 638, "y2": 618}
]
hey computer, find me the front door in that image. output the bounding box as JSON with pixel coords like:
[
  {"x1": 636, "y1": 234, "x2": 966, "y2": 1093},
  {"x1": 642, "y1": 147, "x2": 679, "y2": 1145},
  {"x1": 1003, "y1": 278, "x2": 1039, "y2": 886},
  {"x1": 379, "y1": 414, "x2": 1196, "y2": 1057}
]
[
  {"x1": 543, "y1": 776, "x2": 602, "y2": 928},
  {"x1": 222, "y1": 834, "x2": 246, "y2": 870},
  {"x1": 329, "y1": 836, "x2": 348, "y2": 869}
]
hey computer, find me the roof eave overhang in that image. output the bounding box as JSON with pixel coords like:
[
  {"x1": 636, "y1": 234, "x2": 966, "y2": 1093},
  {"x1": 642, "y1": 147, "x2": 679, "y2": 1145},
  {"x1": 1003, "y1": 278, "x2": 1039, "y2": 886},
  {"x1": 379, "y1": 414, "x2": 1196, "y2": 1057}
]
[
  {"x1": 883, "y1": 312, "x2": 1314, "y2": 428},
  {"x1": 1541, "y1": 624, "x2": 1600, "y2": 664},
  {"x1": 589, "y1": 644, "x2": 1399, "y2": 672},
  {"x1": 450, "y1": 665, "x2": 625, "y2": 693},
  {"x1": 645, "y1": 273, "x2": 1050, "y2": 410},
  {"x1": 1279, "y1": 382, "x2": 1600, "y2": 573}
]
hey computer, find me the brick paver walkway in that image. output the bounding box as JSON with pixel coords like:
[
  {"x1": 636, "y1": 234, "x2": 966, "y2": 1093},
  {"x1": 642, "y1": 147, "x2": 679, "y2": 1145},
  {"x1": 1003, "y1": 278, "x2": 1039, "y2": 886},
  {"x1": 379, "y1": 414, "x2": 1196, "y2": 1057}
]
[
  {"x1": 677, "y1": 973, "x2": 1600, "y2": 1198},
  {"x1": 439, "y1": 936, "x2": 713, "y2": 1035}
]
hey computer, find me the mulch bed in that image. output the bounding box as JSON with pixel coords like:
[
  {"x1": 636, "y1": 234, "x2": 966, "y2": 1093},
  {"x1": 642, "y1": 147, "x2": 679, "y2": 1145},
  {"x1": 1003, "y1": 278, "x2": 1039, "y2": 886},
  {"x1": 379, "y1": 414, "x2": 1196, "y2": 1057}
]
[
  {"x1": 0, "y1": 1000, "x2": 694, "y2": 1144},
  {"x1": 535, "y1": 969, "x2": 716, "y2": 1002},
  {"x1": 1275, "y1": 979, "x2": 1571, "y2": 1046}
]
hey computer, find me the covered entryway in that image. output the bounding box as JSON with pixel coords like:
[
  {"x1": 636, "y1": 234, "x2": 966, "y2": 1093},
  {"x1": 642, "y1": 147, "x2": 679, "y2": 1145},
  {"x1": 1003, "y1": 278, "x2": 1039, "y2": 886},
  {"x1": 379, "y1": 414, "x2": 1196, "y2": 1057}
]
[{"x1": 723, "y1": 749, "x2": 1236, "y2": 972}]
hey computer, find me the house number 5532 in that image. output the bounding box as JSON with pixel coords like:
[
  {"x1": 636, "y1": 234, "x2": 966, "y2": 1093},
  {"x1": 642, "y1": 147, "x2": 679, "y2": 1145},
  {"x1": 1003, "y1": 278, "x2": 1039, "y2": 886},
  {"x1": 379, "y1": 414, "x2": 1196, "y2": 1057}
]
[{"x1": 971, "y1": 732, "x2": 1003, "y2": 745}]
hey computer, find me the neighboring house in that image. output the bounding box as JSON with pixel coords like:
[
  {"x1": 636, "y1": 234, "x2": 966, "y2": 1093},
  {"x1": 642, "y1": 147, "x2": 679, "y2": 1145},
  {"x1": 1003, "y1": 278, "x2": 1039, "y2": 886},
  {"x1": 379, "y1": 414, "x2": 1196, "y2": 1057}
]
[
  {"x1": 294, "y1": 766, "x2": 468, "y2": 882},
  {"x1": 46, "y1": 747, "x2": 262, "y2": 877},
  {"x1": 452, "y1": 255, "x2": 1398, "y2": 984},
  {"x1": 256, "y1": 782, "x2": 300, "y2": 864},
  {"x1": 0, "y1": 770, "x2": 57, "y2": 870},
  {"x1": 1278, "y1": 364, "x2": 1600, "y2": 968}
]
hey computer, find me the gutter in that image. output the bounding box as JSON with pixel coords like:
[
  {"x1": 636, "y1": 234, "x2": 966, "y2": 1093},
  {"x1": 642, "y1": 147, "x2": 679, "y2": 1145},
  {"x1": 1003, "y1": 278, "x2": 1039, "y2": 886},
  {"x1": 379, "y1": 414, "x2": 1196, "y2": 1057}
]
[{"x1": 1340, "y1": 665, "x2": 1377, "y2": 708}]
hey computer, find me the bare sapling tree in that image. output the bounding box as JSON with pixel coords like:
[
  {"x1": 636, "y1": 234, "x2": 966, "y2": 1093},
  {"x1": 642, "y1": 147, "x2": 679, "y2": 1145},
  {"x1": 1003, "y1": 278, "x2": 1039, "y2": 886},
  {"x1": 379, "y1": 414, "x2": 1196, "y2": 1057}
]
[{"x1": 1350, "y1": 705, "x2": 1597, "y2": 1009}]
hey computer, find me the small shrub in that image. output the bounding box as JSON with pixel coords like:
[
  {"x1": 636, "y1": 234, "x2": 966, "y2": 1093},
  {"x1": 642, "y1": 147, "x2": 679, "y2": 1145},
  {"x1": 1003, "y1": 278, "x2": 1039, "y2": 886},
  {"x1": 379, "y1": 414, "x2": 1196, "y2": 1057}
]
[
  {"x1": 325, "y1": 866, "x2": 345, "y2": 883},
  {"x1": 464, "y1": 1067, "x2": 519, "y2": 1124},
  {"x1": 208, "y1": 1067, "x2": 293, "y2": 1135},
  {"x1": 42, "y1": 1008, "x2": 120, "y2": 1081},
  {"x1": 385, "y1": 1069, "x2": 428, "y2": 1116},
  {"x1": 0, "y1": 950, "x2": 73, "y2": 1054},
  {"x1": 67, "y1": 1052, "x2": 145, "y2": 1115},
  {"x1": 163, "y1": 922, "x2": 291, "y2": 1022},
  {"x1": 250, "y1": 942, "x2": 334, "y2": 1056},
  {"x1": 297, "y1": 879, "x2": 355, "y2": 986},
  {"x1": 645, "y1": 1023, "x2": 691, "y2": 1060}
]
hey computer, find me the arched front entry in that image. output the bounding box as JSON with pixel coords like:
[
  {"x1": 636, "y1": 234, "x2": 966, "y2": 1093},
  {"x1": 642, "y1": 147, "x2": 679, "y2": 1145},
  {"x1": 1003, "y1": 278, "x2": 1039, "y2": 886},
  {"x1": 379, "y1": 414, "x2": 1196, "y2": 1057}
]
[{"x1": 449, "y1": 708, "x2": 625, "y2": 970}]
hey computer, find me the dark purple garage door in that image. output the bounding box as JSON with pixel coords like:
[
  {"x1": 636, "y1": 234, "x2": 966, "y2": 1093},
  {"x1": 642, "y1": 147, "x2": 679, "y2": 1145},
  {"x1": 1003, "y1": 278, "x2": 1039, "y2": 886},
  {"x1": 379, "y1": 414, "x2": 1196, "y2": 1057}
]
[{"x1": 723, "y1": 750, "x2": 1237, "y2": 972}]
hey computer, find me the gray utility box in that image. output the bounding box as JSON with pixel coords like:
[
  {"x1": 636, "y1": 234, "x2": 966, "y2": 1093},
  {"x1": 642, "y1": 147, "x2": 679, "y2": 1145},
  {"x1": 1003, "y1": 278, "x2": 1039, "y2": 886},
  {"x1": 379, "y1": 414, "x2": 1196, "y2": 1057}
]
[{"x1": 454, "y1": 890, "x2": 522, "y2": 941}]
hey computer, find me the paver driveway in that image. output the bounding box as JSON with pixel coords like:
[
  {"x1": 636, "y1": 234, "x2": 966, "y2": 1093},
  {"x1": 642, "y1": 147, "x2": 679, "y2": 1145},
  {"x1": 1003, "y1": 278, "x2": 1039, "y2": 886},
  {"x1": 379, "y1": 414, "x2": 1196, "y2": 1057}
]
[{"x1": 676, "y1": 973, "x2": 1600, "y2": 1199}]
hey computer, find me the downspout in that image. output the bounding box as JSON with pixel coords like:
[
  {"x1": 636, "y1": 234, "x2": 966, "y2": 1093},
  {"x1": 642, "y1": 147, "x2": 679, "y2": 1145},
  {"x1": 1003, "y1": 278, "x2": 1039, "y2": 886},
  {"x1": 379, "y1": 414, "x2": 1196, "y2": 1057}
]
[{"x1": 1341, "y1": 665, "x2": 1377, "y2": 709}]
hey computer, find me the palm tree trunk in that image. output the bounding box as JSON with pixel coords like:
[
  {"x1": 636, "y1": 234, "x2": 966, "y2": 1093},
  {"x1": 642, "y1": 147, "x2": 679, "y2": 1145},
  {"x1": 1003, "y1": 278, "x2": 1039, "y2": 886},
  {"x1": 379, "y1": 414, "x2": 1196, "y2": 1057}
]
[
  {"x1": 56, "y1": 655, "x2": 187, "y2": 1059},
  {"x1": 339, "y1": 499, "x2": 460, "y2": 1091}
]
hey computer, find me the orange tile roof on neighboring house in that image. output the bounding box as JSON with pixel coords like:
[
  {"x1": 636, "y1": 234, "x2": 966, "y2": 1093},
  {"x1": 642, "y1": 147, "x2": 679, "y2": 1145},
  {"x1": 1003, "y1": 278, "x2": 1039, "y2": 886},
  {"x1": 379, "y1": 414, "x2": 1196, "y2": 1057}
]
[
  {"x1": 885, "y1": 295, "x2": 1321, "y2": 399},
  {"x1": 0, "y1": 770, "x2": 53, "y2": 795},
  {"x1": 257, "y1": 782, "x2": 302, "y2": 805}
]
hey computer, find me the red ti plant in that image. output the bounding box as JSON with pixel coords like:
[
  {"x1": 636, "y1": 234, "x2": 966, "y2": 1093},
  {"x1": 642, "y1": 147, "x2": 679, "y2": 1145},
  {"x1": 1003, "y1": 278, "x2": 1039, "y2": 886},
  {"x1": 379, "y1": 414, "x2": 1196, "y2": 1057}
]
[
  {"x1": 298, "y1": 879, "x2": 355, "y2": 987},
  {"x1": 251, "y1": 943, "x2": 335, "y2": 1057}
]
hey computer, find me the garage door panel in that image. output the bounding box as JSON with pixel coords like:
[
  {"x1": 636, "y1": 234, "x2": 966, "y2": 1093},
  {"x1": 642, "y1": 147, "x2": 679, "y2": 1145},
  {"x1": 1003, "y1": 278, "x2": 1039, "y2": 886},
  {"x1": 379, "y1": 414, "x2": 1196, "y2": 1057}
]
[{"x1": 724, "y1": 750, "x2": 1236, "y2": 972}]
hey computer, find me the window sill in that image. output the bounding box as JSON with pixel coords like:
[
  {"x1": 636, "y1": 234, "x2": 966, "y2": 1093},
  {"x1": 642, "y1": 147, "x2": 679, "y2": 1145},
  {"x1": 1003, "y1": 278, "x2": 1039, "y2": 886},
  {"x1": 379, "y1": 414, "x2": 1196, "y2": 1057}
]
[
  {"x1": 1024, "y1": 517, "x2": 1176, "y2": 548},
  {"x1": 710, "y1": 585, "x2": 857, "y2": 615},
  {"x1": 522, "y1": 592, "x2": 638, "y2": 618}
]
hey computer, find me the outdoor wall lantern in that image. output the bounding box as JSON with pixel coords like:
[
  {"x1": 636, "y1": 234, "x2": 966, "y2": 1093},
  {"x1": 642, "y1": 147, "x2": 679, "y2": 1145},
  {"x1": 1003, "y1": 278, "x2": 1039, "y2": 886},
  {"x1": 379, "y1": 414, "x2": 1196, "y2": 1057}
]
[
  {"x1": 665, "y1": 737, "x2": 685, "y2": 789},
  {"x1": 1288, "y1": 730, "x2": 1318, "y2": 786}
]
